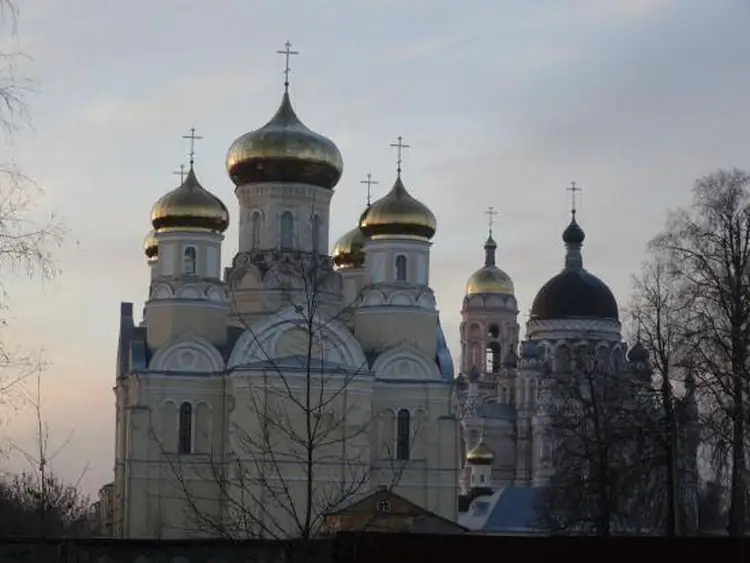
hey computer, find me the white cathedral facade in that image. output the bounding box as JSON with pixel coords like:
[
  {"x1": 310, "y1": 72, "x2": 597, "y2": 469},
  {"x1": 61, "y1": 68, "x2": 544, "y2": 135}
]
[{"x1": 110, "y1": 73, "x2": 458, "y2": 538}]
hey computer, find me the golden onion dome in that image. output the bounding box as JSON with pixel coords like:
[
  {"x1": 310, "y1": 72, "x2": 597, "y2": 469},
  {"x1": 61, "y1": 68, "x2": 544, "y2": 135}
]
[
  {"x1": 359, "y1": 176, "x2": 436, "y2": 240},
  {"x1": 151, "y1": 166, "x2": 229, "y2": 233},
  {"x1": 466, "y1": 234, "x2": 514, "y2": 295},
  {"x1": 226, "y1": 91, "x2": 343, "y2": 189},
  {"x1": 466, "y1": 441, "x2": 495, "y2": 465},
  {"x1": 332, "y1": 225, "x2": 366, "y2": 269},
  {"x1": 144, "y1": 229, "x2": 158, "y2": 262}
]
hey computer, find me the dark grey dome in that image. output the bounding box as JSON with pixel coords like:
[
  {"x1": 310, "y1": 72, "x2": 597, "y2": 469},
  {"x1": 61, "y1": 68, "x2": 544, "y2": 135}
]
[{"x1": 531, "y1": 269, "x2": 619, "y2": 321}]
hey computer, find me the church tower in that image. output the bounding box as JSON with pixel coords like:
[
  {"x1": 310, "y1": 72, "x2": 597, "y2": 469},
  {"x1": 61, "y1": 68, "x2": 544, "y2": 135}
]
[
  {"x1": 354, "y1": 138, "x2": 438, "y2": 356},
  {"x1": 143, "y1": 144, "x2": 230, "y2": 349},
  {"x1": 224, "y1": 43, "x2": 344, "y2": 320},
  {"x1": 455, "y1": 211, "x2": 520, "y2": 487}
]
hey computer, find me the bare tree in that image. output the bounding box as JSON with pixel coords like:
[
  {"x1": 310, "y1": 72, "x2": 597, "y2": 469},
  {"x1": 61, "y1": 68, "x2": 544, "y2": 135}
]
[
  {"x1": 651, "y1": 168, "x2": 750, "y2": 537},
  {"x1": 627, "y1": 251, "x2": 699, "y2": 535},
  {"x1": 539, "y1": 341, "x2": 663, "y2": 535},
  {"x1": 0, "y1": 0, "x2": 66, "y2": 446},
  {"x1": 2, "y1": 370, "x2": 98, "y2": 537},
  {"x1": 146, "y1": 209, "x2": 421, "y2": 543}
]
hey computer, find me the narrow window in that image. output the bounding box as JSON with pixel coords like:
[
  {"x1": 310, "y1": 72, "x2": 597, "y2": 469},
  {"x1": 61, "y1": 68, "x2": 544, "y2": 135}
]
[
  {"x1": 251, "y1": 211, "x2": 262, "y2": 249},
  {"x1": 280, "y1": 211, "x2": 294, "y2": 249},
  {"x1": 312, "y1": 214, "x2": 321, "y2": 254},
  {"x1": 178, "y1": 402, "x2": 192, "y2": 454},
  {"x1": 485, "y1": 342, "x2": 502, "y2": 374},
  {"x1": 396, "y1": 408, "x2": 411, "y2": 461},
  {"x1": 183, "y1": 247, "x2": 197, "y2": 275},
  {"x1": 395, "y1": 254, "x2": 407, "y2": 282}
]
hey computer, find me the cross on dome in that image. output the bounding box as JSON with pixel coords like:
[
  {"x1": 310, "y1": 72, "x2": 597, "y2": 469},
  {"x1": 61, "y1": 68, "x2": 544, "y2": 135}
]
[
  {"x1": 173, "y1": 164, "x2": 186, "y2": 183},
  {"x1": 567, "y1": 181, "x2": 582, "y2": 217},
  {"x1": 360, "y1": 173, "x2": 379, "y2": 206},
  {"x1": 182, "y1": 127, "x2": 203, "y2": 168},
  {"x1": 276, "y1": 40, "x2": 299, "y2": 92},
  {"x1": 485, "y1": 206, "x2": 499, "y2": 236},
  {"x1": 390, "y1": 135, "x2": 410, "y2": 176}
]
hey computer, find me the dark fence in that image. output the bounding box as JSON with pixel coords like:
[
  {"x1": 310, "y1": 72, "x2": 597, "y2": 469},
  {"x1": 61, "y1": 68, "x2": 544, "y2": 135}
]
[{"x1": 0, "y1": 533, "x2": 748, "y2": 562}]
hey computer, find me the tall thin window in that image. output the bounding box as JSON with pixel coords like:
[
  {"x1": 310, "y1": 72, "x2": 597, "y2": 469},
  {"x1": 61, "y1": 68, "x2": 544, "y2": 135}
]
[
  {"x1": 396, "y1": 408, "x2": 411, "y2": 461},
  {"x1": 280, "y1": 210, "x2": 294, "y2": 249},
  {"x1": 251, "y1": 211, "x2": 262, "y2": 249},
  {"x1": 395, "y1": 255, "x2": 407, "y2": 282},
  {"x1": 183, "y1": 247, "x2": 196, "y2": 275},
  {"x1": 311, "y1": 214, "x2": 321, "y2": 254},
  {"x1": 178, "y1": 402, "x2": 192, "y2": 454},
  {"x1": 485, "y1": 342, "x2": 502, "y2": 373}
]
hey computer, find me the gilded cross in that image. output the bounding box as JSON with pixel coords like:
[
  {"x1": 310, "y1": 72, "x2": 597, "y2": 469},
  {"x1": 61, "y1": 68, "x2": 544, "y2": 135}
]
[
  {"x1": 182, "y1": 127, "x2": 203, "y2": 167},
  {"x1": 567, "y1": 181, "x2": 582, "y2": 215},
  {"x1": 173, "y1": 164, "x2": 186, "y2": 183},
  {"x1": 276, "y1": 40, "x2": 299, "y2": 91},
  {"x1": 389, "y1": 135, "x2": 410, "y2": 176},
  {"x1": 360, "y1": 173, "x2": 379, "y2": 206},
  {"x1": 485, "y1": 206, "x2": 499, "y2": 236}
]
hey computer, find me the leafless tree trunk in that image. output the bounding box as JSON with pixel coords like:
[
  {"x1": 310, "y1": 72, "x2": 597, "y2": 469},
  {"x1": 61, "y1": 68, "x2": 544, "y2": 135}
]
[
  {"x1": 652, "y1": 168, "x2": 750, "y2": 537},
  {"x1": 628, "y1": 252, "x2": 698, "y2": 535}
]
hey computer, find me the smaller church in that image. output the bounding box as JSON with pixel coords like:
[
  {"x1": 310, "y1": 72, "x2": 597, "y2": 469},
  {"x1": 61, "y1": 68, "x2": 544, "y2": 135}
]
[{"x1": 452, "y1": 205, "x2": 699, "y2": 534}]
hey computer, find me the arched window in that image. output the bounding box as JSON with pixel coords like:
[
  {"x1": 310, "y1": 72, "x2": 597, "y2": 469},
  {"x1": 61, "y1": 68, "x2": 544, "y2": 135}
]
[
  {"x1": 178, "y1": 402, "x2": 192, "y2": 454},
  {"x1": 183, "y1": 247, "x2": 196, "y2": 275},
  {"x1": 311, "y1": 214, "x2": 321, "y2": 254},
  {"x1": 395, "y1": 254, "x2": 407, "y2": 282},
  {"x1": 250, "y1": 211, "x2": 262, "y2": 249},
  {"x1": 488, "y1": 324, "x2": 500, "y2": 339},
  {"x1": 485, "y1": 341, "x2": 502, "y2": 374},
  {"x1": 280, "y1": 210, "x2": 295, "y2": 249},
  {"x1": 396, "y1": 409, "x2": 411, "y2": 461}
]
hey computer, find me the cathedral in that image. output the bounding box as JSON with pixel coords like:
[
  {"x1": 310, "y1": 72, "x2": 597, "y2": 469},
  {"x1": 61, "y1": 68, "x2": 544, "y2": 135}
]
[
  {"x1": 110, "y1": 51, "x2": 457, "y2": 539},
  {"x1": 105, "y1": 47, "x2": 697, "y2": 539}
]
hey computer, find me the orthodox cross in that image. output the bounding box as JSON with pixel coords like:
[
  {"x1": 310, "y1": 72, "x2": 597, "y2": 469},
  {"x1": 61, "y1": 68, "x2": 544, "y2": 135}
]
[
  {"x1": 390, "y1": 135, "x2": 410, "y2": 176},
  {"x1": 173, "y1": 164, "x2": 186, "y2": 183},
  {"x1": 485, "y1": 206, "x2": 499, "y2": 236},
  {"x1": 360, "y1": 173, "x2": 379, "y2": 206},
  {"x1": 182, "y1": 127, "x2": 203, "y2": 167},
  {"x1": 567, "y1": 181, "x2": 582, "y2": 216},
  {"x1": 276, "y1": 40, "x2": 299, "y2": 91}
]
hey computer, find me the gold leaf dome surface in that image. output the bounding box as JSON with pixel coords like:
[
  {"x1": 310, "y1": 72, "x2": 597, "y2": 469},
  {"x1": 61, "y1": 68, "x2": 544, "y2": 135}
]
[
  {"x1": 226, "y1": 92, "x2": 343, "y2": 189},
  {"x1": 466, "y1": 266, "x2": 515, "y2": 296},
  {"x1": 144, "y1": 229, "x2": 158, "y2": 262},
  {"x1": 359, "y1": 176, "x2": 436, "y2": 240},
  {"x1": 332, "y1": 225, "x2": 365, "y2": 269},
  {"x1": 466, "y1": 441, "x2": 495, "y2": 465},
  {"x1": 151, "y1": 167, "x2": 229, "y2": 233}
]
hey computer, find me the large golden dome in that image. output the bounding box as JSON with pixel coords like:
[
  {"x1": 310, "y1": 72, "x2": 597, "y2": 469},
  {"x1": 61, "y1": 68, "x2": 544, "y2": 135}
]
[
  {"x1": 332, "y1": 225, "x2": 365, "y2": 269},
  {"x1": 359, "y1": 176, "x2": 436, "y2": 240},
  {"x1": 466, "y1": 441, "x2": 495, "y2": 465},
  {"x1": 151, "y1": 166, "x2": 229, "y2": 233},
  {"x1": 226, "y1": 92, "x2": 343, "y2": 189},
  {"x1": 466, "y1": 234, "x2": 514, "y2": 295},
  {"x1": 144, "y1": 229, "x2": 158, "y2": 262}
]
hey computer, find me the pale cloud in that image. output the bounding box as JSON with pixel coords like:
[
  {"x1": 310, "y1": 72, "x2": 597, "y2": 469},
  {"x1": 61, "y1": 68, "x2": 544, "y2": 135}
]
[{"x1": 1, "y1": 0, "x2": 748, "y2": 495}]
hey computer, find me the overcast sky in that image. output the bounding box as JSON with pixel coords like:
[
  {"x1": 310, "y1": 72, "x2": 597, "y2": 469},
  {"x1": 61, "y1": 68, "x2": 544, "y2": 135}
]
[{"x1": 1, "y1": 0, "x2": 749, "y2": 496}]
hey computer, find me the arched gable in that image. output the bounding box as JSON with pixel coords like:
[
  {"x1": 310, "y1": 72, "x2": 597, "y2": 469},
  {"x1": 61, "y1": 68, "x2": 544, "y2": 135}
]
[
  {"x1": 149, "y1": 335, "x2": 225, "y2": 374},
  {"x1": 372, "y1": 342, "x2": 441, "y2": 382},
  {"x1": 227, "y1": 306, "x2": 367, "y2": 370}
]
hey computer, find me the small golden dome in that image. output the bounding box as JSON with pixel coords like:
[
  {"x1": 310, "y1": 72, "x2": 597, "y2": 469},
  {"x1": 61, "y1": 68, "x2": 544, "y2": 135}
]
[
  {"x1": 467, "y1": 267, "x2": 514, "y2": 295},
  {"x1": 144, "y1": 229, "x2": 158, "y2": 262},
  {"x1": 226, "y1": 92, "x2": 343, "y2": 189},
  {"x1": 466, "y1": 441, "x2": 495, "y2": 465},
  {"x1": 359, "y1": 176, "x2": 436, "y2": 240},
  {"x1": 466, "y1": 234, "x2": 514, "y2": 295},
  {"x1": 151, "y1": 167, "x2": 229, "y2": 233},
  {"x1": 332, "y1": 225, "x2": 365, "y2": 269}
]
